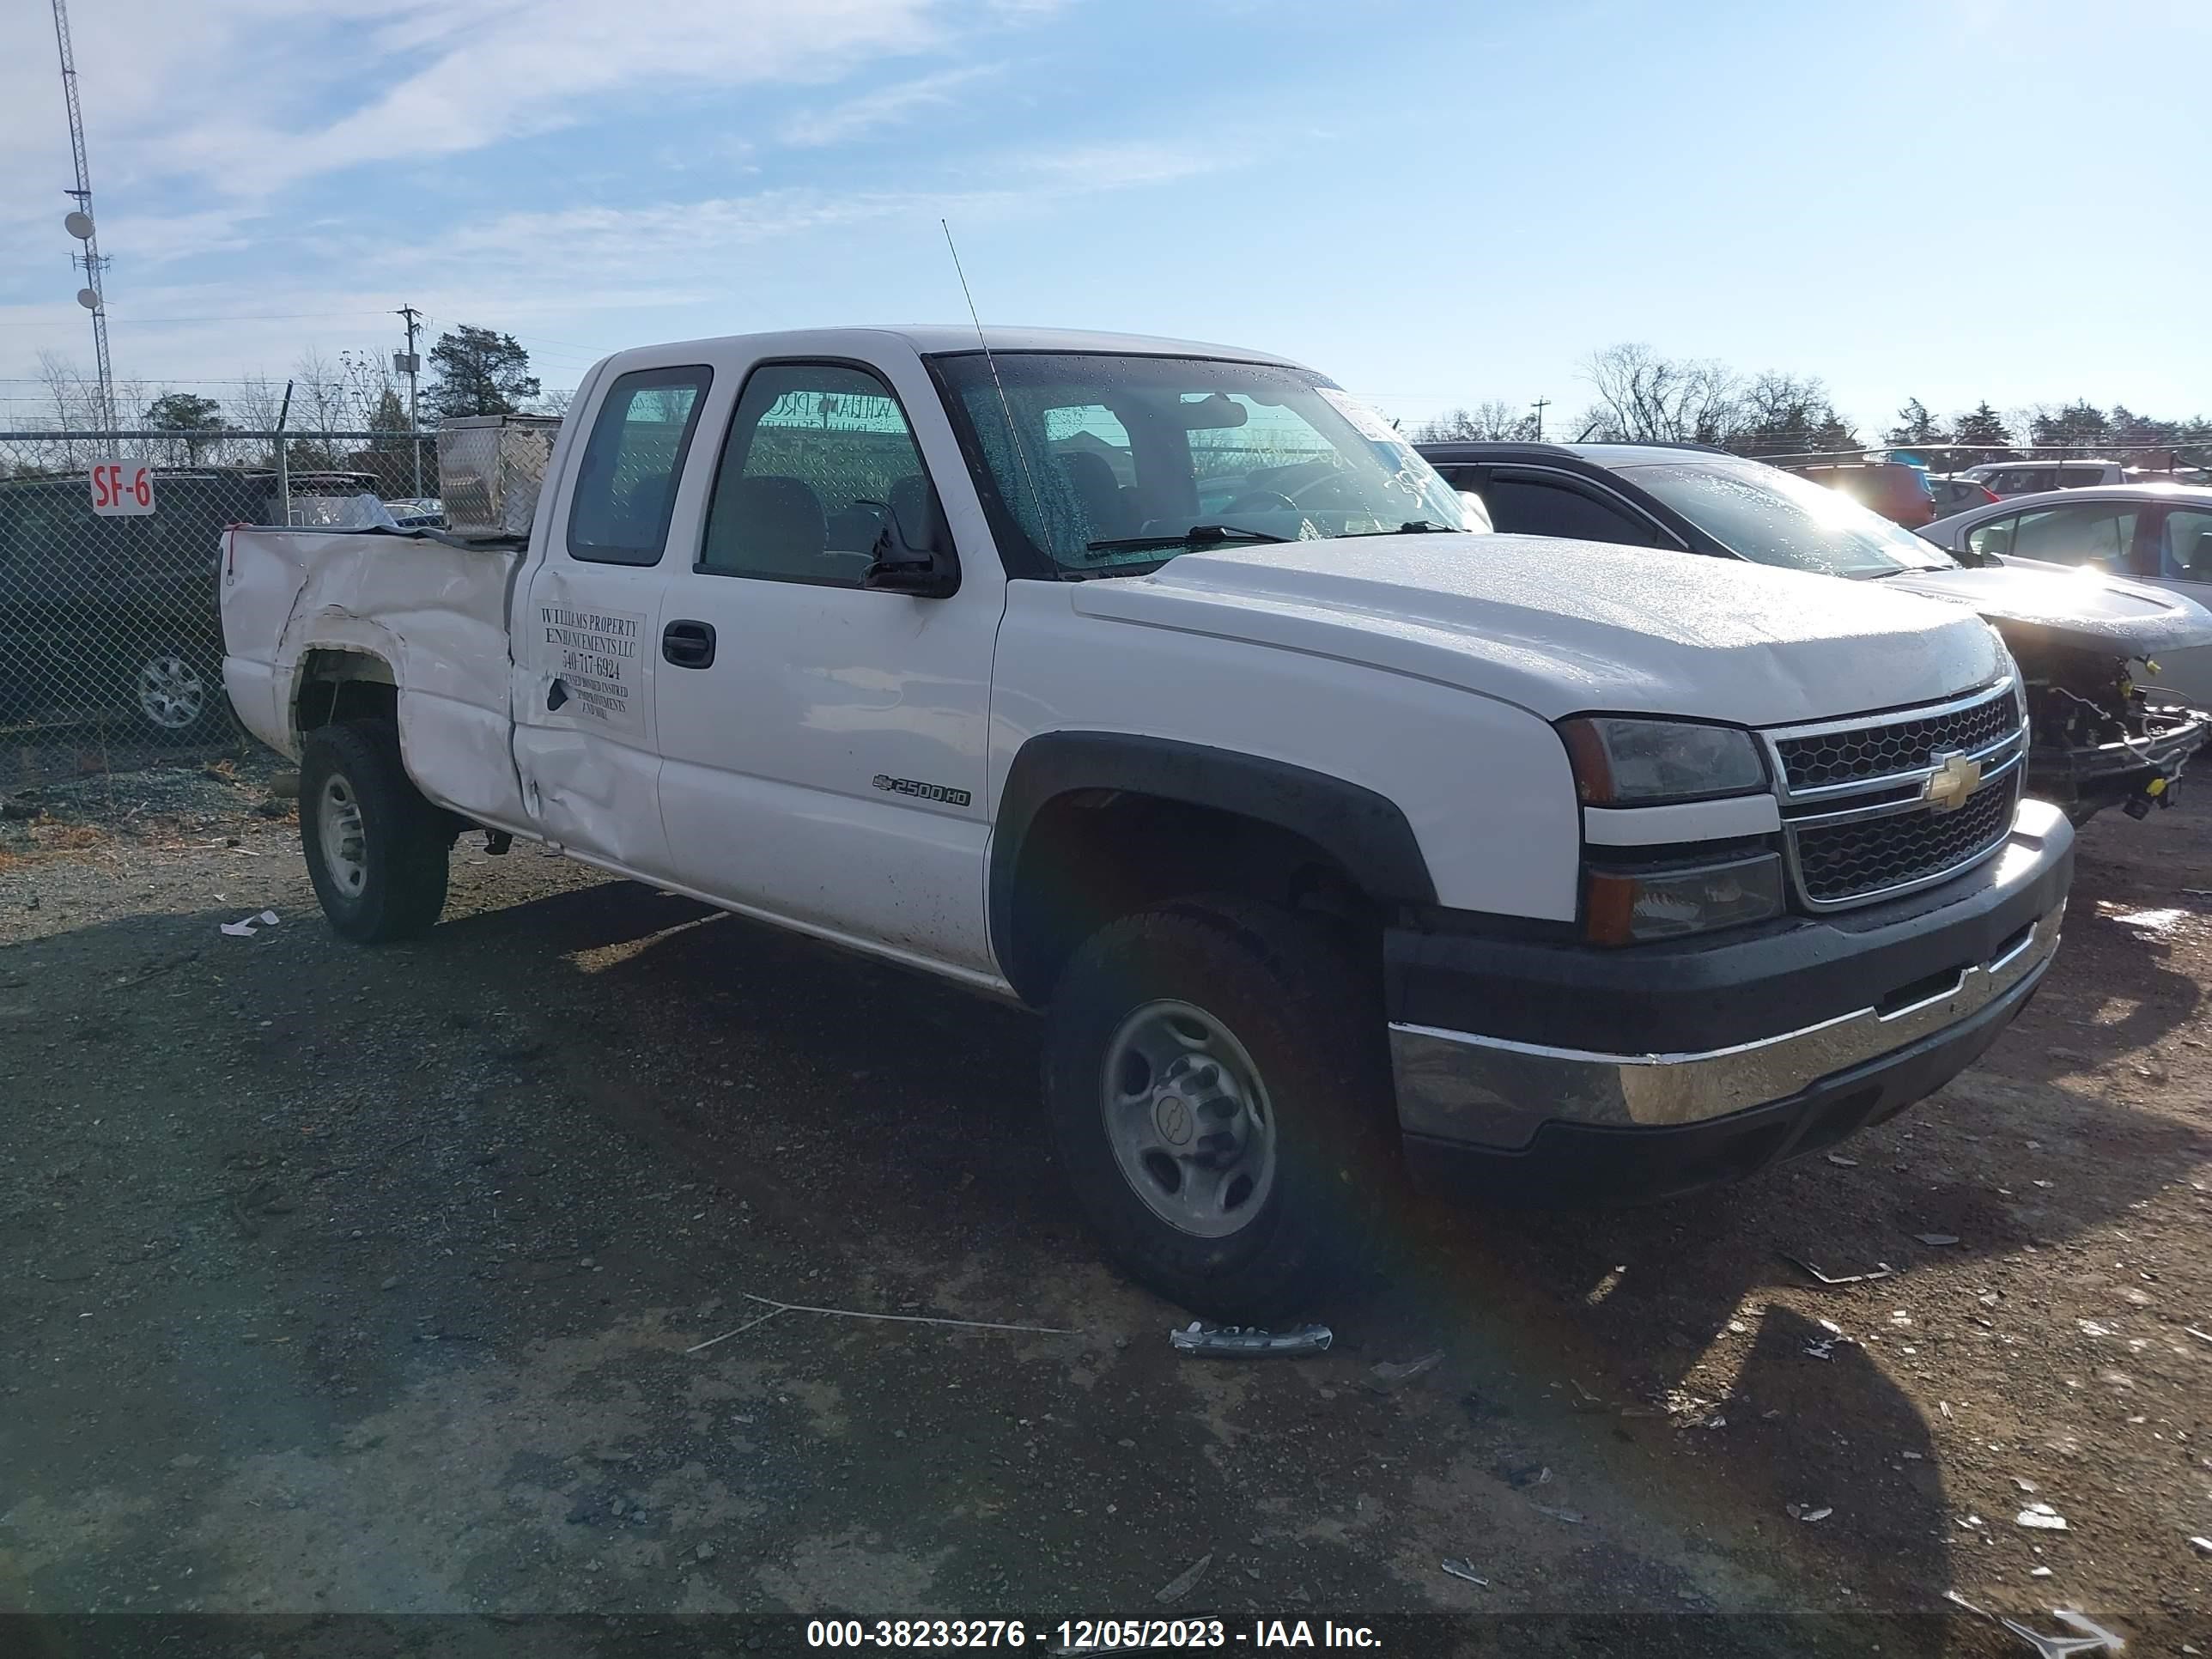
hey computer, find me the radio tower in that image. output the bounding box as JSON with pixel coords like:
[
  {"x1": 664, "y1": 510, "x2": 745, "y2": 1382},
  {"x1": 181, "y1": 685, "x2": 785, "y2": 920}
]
[{"x1": 51, "y1": 0, "x2": 117, "y2": 433}]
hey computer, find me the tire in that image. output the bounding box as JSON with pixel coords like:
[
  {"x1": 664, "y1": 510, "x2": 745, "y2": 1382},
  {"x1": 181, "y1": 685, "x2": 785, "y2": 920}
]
[
  {"x1": 129, "y1": 642, "x2": 223, "y2": 742},
  {"x1": 298, "y1": 719, "x2": 451, "y2": 942},
  {"x1": 1042, "y1": 896, "x2": 1395, "y2": 1322}
]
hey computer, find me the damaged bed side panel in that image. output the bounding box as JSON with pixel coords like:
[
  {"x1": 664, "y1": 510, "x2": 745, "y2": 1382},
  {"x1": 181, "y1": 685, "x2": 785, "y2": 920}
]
[{"x1": 221, "y1": 528, "x2": 529, "y2": 828}]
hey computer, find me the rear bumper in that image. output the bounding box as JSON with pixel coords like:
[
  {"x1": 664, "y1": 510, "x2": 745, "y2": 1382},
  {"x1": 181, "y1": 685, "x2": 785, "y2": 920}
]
[{"x1": 1385, "y1": 796, "x2": 2073, "y2": 1201}]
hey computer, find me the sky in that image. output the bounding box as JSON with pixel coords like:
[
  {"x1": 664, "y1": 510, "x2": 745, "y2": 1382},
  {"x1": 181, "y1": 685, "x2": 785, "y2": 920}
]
[{"x1": 2, "y1": 0, "x2": 2206, "y2": 435}]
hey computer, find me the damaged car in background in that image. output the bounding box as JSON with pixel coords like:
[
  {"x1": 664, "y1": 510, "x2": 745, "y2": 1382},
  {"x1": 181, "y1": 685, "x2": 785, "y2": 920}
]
[{"x1": 1419, "y1": 442, "x2": 2212, "y2": 826}]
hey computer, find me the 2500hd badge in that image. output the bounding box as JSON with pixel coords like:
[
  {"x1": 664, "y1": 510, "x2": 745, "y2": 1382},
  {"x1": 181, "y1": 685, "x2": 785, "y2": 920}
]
[{"x1": 872, "y1": 774, "x2": 972, "y2": 807}]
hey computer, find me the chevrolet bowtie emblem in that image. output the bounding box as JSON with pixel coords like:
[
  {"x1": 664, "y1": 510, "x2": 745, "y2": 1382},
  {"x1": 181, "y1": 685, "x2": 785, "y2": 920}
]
[{"x1": 1923, "y1": 749, "x2": 1983, "y2": 813}]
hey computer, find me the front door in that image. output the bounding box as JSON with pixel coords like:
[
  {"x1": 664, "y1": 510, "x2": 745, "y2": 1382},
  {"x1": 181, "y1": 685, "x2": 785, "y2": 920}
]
[
  {"x1": 652, "y1": 350, "x2": 1005, "y2": 978},
  {"x1": 512, "y1": 362, "x2": 714, "y2": 874}
]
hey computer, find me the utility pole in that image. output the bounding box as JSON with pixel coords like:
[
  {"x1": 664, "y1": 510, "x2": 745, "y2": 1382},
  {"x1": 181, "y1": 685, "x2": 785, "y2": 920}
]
[
  {"x1": 1530, "y1": 397, "x2": 1550, "y2": 442},
  {"x1": 394, "y1": 304, "x2": 423, "y2": 497},
  {"x1": 51, "y1": 0, "x2": 116, "y2": 434}
]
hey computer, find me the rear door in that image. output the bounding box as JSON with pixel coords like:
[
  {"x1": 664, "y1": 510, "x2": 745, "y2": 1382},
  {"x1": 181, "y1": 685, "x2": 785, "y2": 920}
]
[
  {"x1": 511, "y1": 362, "x2": 715, "y2": 874},
  {"x1": 2143, "y1": 502, "x2": 2212, "y2": 705}
]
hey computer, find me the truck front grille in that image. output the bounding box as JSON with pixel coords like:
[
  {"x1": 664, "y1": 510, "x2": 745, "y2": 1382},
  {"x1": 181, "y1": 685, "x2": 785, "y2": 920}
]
[
  {"x1": 1790, "y1": 772, "x2": 2021, "y2": 906},
  {"x1": 1764, "y1": 680, "x2": 2027, "y2": 912},
  {"x1": 1775, "y1": 683, "x2": 2025, "y2": 792}
]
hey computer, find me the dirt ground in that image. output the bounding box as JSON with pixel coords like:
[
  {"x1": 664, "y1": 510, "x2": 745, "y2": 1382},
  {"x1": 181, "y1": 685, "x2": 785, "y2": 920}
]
[{"x1": 2, "y1": 751, "x2": 2207, "y2": 1656}]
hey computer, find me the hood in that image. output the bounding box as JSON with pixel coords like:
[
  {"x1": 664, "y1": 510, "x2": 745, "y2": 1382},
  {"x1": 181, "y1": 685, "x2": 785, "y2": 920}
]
[
  {"x1": 1070, "y1": 533, "x2": 2007, "y2": 726},
  {"x1": 1884, "y1": 559, "x2": 2212, "y2": 660}
]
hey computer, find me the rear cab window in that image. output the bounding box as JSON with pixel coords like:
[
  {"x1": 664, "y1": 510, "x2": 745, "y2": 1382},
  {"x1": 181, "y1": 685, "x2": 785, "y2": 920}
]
[{"x1": 568, "y1": 367, "x2": 714, "y2": 566}]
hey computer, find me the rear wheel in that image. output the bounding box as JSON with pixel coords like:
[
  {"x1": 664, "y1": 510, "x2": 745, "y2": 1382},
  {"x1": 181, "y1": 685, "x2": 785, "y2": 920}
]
[
  {"x1": 1043, "y1": 896, "x2": 1394, "y2": 1321},
  {"x1": 299, "y1": 719, "x2": 451, "y2": 942}
]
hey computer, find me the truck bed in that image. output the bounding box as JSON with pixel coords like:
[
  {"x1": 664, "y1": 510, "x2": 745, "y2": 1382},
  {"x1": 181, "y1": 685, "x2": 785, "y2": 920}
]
[{"x1": 220, "y1": 526, "x2": 527, "y2": 827}]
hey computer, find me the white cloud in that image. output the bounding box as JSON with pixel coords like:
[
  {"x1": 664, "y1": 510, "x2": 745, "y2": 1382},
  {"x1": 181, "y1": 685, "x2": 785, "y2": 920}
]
[
  {"x1": 0, "y1": 0, "x2": 949, "y2": 213},
  {"x1": 779, "y1": 64, "x2": 1002, "y2": 149}
]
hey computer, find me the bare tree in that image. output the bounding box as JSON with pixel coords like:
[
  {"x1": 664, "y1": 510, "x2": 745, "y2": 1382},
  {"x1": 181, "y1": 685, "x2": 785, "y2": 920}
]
[
  {"x1": 289, "y1": 348, "x2": 351, "y2": 466},
  {"x1": 1581, "y1": 343, "x2": 1740, "y2": 443},
  {"x1": 1413, "y1": 400, "x2": 1535, "y2": 442},
  {"x1": 229, "y1": 374, "x2": 284, "y2": 431},
  {"x1": 1732, "y1": 371, "x2": 1856, "y2": 458}
]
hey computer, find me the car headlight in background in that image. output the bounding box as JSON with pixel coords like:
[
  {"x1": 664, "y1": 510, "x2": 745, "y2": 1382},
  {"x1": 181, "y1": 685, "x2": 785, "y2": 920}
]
[
  {"x1": 1558, "y1": 716, "x2": 1768, "y2": 805},
  {"x1": 1584, "y1": 851, "x2": 1785, "y2": 945}
]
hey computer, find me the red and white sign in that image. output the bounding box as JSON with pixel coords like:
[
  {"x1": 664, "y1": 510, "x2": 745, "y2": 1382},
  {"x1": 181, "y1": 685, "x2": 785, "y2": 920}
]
[{"x1": 88, "y1": 459, "x2": 155, "y2": 517}]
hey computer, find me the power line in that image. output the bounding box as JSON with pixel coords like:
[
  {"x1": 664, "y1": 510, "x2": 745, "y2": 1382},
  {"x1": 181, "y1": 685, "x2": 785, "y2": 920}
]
[{"x1": 0, "y1": 311, "x2": 409, "y2": 330}]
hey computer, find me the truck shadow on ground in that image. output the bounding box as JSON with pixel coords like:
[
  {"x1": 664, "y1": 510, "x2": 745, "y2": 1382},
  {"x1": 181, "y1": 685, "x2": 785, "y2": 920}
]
[
  {"x1": 12, "y1": 841, "x2": 2203, "y2": 1628},
  {"x1": 411, "y1": 871, "x2": 2209, "y2": 1619}
]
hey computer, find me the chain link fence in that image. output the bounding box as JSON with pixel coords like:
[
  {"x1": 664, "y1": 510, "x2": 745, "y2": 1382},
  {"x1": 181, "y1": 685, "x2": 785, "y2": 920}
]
[{"x1": 1, "y1": 429, "x2": 435, "y2": 793}]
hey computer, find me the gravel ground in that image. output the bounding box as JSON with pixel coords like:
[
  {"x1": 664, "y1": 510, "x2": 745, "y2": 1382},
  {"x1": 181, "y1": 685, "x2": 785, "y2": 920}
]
[{"x1": 1, "y1": 753, "x2": 2207, "y2": 1656}]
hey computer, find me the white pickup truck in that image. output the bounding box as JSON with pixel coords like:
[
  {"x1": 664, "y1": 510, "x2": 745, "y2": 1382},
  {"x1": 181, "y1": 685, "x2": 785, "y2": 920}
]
[{"x1": 222, "y1": 326, "x2": 2074, "y2": 1316}]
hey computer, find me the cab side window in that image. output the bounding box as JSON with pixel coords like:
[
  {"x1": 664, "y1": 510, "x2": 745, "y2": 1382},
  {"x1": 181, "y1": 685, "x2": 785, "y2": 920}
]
[
  {"x1": 1965, "y1": 514, "x2": 2017, "y2": 559},
  {"x1": 2162, "y1": 508, "x2": 2212, "y2": 580},
  {"x1": 2007, "y1": 502, "x2": 2138, "y2": 568},
  {"x1": 698, "y1": 362, "x2": 929, "y2": 586},
  {"x1": 1484, "y1": 472, "x2": 1661, "y2": 546}
]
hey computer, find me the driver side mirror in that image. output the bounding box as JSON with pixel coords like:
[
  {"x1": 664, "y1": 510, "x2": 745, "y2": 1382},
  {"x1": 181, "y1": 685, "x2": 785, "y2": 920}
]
[{"x1": 860, "y1": 486, "x2": 961, "y2": 599}]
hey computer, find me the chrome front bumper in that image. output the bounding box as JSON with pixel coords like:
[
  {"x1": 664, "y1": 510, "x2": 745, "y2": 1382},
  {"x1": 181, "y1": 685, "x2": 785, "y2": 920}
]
[{"x1": 1390, "y1": 905, "x2": 2062, "y2": 1147}]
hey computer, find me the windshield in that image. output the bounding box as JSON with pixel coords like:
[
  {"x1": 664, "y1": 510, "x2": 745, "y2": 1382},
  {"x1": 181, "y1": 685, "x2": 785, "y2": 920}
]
[
  {"x1": 1621, "y1": 459, "x2": 1960, "y2": 577},
  {"x1": 931, "y1": 352, "x2": 1471, "y2": 573}
]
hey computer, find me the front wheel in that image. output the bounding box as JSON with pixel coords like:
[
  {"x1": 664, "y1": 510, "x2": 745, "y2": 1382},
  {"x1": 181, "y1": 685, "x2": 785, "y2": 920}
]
[
  {"x1": 299, "y1": 719, "x2": 451, "y2": 942},
  {"x1": 1042, "y1": 897, "x2": 1394, "y2": 1321}
]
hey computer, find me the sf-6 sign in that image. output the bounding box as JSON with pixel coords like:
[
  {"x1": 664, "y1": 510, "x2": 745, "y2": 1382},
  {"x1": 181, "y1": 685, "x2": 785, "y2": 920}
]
[{"x1": 88, "y1": 459, "x2": 155, "y2": 517}]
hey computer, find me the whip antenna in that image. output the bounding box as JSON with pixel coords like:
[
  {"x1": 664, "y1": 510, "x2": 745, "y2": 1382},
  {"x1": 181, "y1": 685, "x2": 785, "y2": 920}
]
[{"x1": 942, "y1": 219, "x2": 1049, "y2": 544}]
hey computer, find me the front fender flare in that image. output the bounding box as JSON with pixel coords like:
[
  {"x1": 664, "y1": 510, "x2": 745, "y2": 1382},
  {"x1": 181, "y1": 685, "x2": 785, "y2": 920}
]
[{"x1": 988, "y1": 732, "x2": 1436, "y2": 998}]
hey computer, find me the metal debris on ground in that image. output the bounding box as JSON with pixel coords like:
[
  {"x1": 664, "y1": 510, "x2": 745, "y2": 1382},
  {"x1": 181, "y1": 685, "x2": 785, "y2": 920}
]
[
  {"x1": 1169, "y1": 1321, "x2": 1332, "y2": 1358},
  {"x1": 1439, "y1": 1559, "x2": 1489, "y2": 1588},
  {"x1": 1786, "y1": 1504, "x2": 1833, "y2": 1522},
  {"x1": 2051, "y1": 1611, "x2": 2123, "y2": 1650},
  {"x1": 687, "y1": 1293, "x2": 1080, "y2": 1356},
  {"x1": 1997, "y1": 1613, "x2": 2120, "y2": 1659},
  {"x1": 1528, "y1": 1504, "x2": 1584, "y2": 1525},
  {"x1": 217, "y1": 909, "x2": 281, "y2": 938},
  {"x1": 1363, "y1": 1350, "x2": 1443, "y2": 1394},
  {"x1": 1153, "y1": 1553, "x2": 1212, "y2": 1604},
  {"x1": 1782, "y1": 1252, "x2": 1895, "y2": 1287},
  {"x1": 2016, "y1": 1503, "x2": 2069, "y2": 1531},
  {"x1": 2188, "y1": 1535, "x2": 2212, "y2": 1556},
  {"x1": 2182, "y1": 1327, "x2": 2212, "y2": 1347},
  {"x1": 1944, "y1": 1589, "x2": 2125, "y2": 1658},
  {"x1": 1916, "y1": 1233, "x2": 1962, "y2": 1247},
  {"x1": 1825, "y1": 1153, "x2": 1859, "y2": 1167}
]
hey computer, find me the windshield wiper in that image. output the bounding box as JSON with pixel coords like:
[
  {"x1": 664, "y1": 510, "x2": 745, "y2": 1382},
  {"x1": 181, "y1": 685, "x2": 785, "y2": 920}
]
[
  {"x1": 1339, "y1": 520, "x2": 1463, "y2": 538},
  {"x1": 1085, "y1": 524, "x2": 1290, "y2": 556}
]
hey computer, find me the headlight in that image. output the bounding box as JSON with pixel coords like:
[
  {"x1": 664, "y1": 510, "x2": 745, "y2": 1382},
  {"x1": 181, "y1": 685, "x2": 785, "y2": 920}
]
[
  {"x1": 1585, "y1": 852, "x2": 1785, "y2": 945},
  {"x1": 1559, "y1": 716, "x2": 1768, "y2": 805}
]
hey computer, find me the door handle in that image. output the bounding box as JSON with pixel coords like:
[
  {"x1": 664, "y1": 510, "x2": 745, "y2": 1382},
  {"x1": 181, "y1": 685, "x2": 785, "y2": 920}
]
[{"x1": 662, "y1": 619, "x2": 716, "y2": 669}]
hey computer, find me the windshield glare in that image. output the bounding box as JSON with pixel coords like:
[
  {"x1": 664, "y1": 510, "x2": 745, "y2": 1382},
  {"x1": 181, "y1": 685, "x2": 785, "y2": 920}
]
[
  {"x1": 1623, "y1": 460, "x2": 1958, "y2": 577},
  {"x1": 932, "y1": 352, "x2": 1470, "y2": 572}
]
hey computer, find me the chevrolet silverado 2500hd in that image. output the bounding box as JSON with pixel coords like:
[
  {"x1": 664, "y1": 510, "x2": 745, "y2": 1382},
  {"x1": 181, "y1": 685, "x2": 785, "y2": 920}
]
[{"x1": 222, "y1": 327, "x2": 2074, "y2": 1317}]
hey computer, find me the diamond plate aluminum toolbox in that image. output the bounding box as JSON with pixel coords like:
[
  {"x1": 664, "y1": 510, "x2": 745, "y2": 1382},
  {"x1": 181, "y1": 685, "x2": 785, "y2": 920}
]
[{"x1": 436, "y1": 414, "x2": 562, "y2": 539}]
